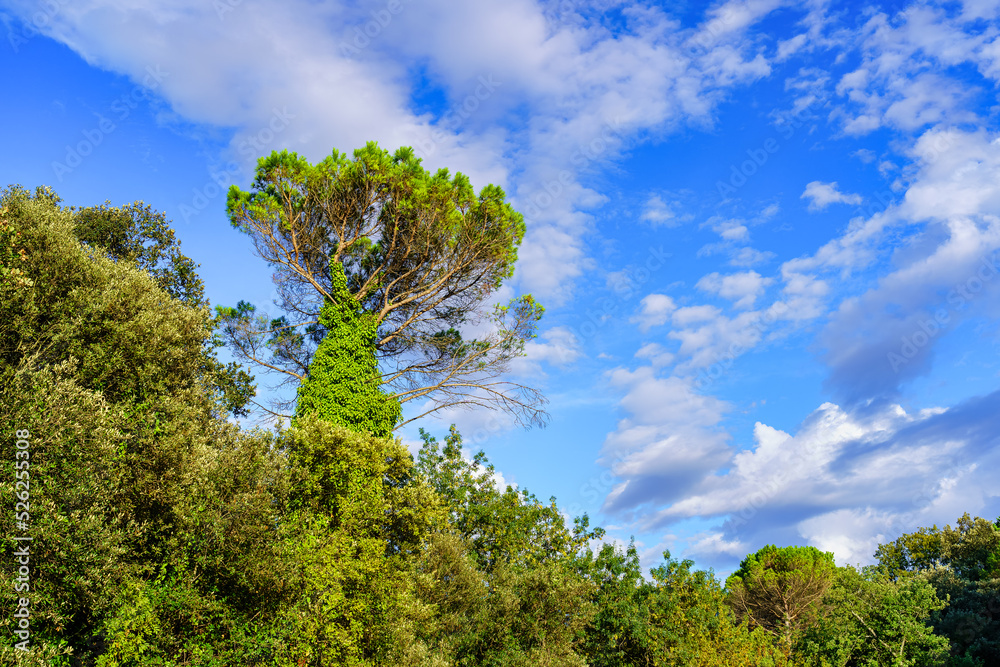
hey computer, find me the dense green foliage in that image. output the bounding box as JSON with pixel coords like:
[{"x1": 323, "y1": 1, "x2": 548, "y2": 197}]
[
  {"x1": 797, "y1": 566, "x2": 949, "y2": 665},
  {"x1": 72, "y1": 199, "x2": 206, "y2": 307},
  {"x1": 873, "y1": 515, "x2": 1000, "y2": 665},
  {"x1": 0, "y1": 185, "x2": 281, "y2": 665},
  {"x1": 727, "y1": 545, "x2": 838, "y2": 651},
  {"x1": 292, "y1": 264, "x2": 401, "y2": 437},
  {"x1": 5, "y1": 183, "x2": 1000, "y2": 665}
]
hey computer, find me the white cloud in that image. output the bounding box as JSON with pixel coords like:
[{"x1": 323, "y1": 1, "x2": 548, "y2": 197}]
[
  {"x1": 730, "y1": 246, "x2": 777, "y2": 267},
  {"x1": 900, "y1": 128, "x2": 1000, "y2": 222},
  {"x1": 776, "y1": 269, "x2": 829, "y2": 321},
  {"x1": 634, "y1": 342, "x2": 674, "y2": 368},
  {"x1": 959, "y1": 0, "x2": 1000, "y2": 21},
  {"x1": 672, "y1": 304, "x2": 722, "y2": 326},
  {"x1": 601, "y1": 368, "x2": 732, "y2": 515},
  {"x1": 782, "y1": 127, "x2": 1000, "y2": 402},
  {"x1": 410, "y1": 396, "x2": 517, "y2": 449},
  {"x1": 878, "y1": 160, "x2": 897, "y2": 177},
  {"x1": 853, "y1": 148, "x2": 876, "y2": 163},
  {"x1": 696, "y1": 270, "x2": 773, "y2": 309},
  {"x1": 624, "y1": 394, "x2": 1000, "y2": 566},
  {"x1": 697, "y1": 217, "x2": 775, "y2": 269},
  {"x1": 776, "y1": 33, "x2": 807, "y2": 61},
  {"x1": 759, "y1": 202, "x2": 780, "y2": 219},
  {"x1": 801, "y1": 181, "x2": 863, "y2": 211},
  {"x1": 820, "y1": 220, "x2": 1000, "y2": 402},
  {"x1": 706, "y1": 217, "x2": 750, "y2": 242},
  {"x1": 3, "y1": 0, "x2": 794, "y2": 308},
  {"x1": 686, "y1": 531, "x2": 749, "y2": 560},
  {"x1": 826, "y1": 6, "x2": 993, "y2": 135},
  {"x1": 668, "y1": 308, "x2": 766, "y2": 370},
  {"x1": 797, "y1": 508, "x2": 898, "y2": 566},
  {"x1": 631, "y1": 294, "x2": 676, "y2": 332},
  {"x1": 640, "y1": 193, "x2": 678, "y2": 227},
  {"x1": 514, "y1": 326, "x2": 583, "y2": 376}
]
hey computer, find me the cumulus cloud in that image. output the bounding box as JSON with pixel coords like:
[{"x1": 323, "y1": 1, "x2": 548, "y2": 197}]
[
  {"x1": 630, "y1": 393, "x2": 1000, "y2": 567},
  {"x1": 785, "y1": 127, "x2": 1000, "y2": 403},
  {"x1": 706, "y1": 217, "x2": 750, "y2": 242},
  {"x1": 900, "y1": 128, "x2": 1000, "y2": 222},
  {"x1": 697, "y1": 217, "x2": 776, "y2": 269},
  {"x1": 513, "y1": 326, "x2": 583, "y2": 377},
  {"x1": 672, "y1": 305, "x2": 722, "y2": 327},
  {"x1": 600, "y1": 368, "x2": 731, "y2": 516},
  {"x1": 822, "y1": 5, "x2": 998, "y2": 135},
  {"x1": 640, "y1": 193, "x2": 678, "y2": 227},
  {"x1": 730, "y1": 246, "x2": 777, "y2": 267},
  {"x1": 801, "y1": 181, "x2": 863, "y2": 211},
  {"x1": 631, "y1": 294, "x2": 677, "y2": 332},
  {"x1": 696, "y1": 270, "x2": 773, "y2": 309},
  {"x1": 853, "y1": 148, "x2": 876, "y2": 163},
  {"x1": 668, "y1": 308, "x2": 767, "y2": 370},
  {"x1": 586, "y1": 1, "x2": 1000, "y2": 573},
  {"x1": 634, "y1": 342, "x2": 675, "y2": 368},
  {"x1": 820, "y1": 229, "x2": 1000, "y2": 403},
  {"x1": 776, "y1": 33, "x2": 808, "y2": 61}
]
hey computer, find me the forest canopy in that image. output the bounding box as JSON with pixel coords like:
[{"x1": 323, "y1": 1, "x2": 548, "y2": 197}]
[{"x1": 2, "y1": 179, "x2": 999, "y2": 666}]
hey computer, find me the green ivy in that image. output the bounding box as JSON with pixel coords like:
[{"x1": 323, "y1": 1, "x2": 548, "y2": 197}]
[{"x1": 294, "y1": 263, "x2": 400, "y2": 437}]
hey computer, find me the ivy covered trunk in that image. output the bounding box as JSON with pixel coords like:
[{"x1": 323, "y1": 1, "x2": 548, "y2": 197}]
[{"x1": 294, "y1": 263, "x2": 400, "y2": 437}]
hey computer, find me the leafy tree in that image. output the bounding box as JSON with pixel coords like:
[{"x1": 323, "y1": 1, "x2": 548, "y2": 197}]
[
  {"x1": 0, "y1": 186, "x2": 279, "y2": 665},
  {"x1": 403, "y1": 427, "x2": 600, "y2": 666},
  {"x1": 261, "y1": 416, "x2": 444, "y2": 666},
  {"x1": 873, "y1": 514, "x2": 1000, "y2": 582},
  {"x1": 796, "y1": 565, "x2": 950, "y2": 666},
  {"x1": 72, "y1": 199, "x2": 206, "y2": 307},
  {"x1": 0, "y1": 195, "x2": 33, "y2": 291},
  {"x1": 415, "y1": 426, "x2": 599, "y2": 573},
  {"x1": 69, "y1": 194, "x2": 256, "y2": 418},
  {"x1": 579, "y1": 541, "x2": 654, "y2": 666},
  {"x1": 939, "y1": 513, "x2": 1000, "y2": 581},
  {"x1": 874, "y1": 526, "x2": 947, "y2": 579},
  {"x1": 0, "y1": 362, "x2": 130, "y2": 666},
  {"x1": 396, "y1": 530, "x2": 597, "y2": 667},
  {"x1": 871, "y1": 515, "x2": 1000, "y2": 665},
  {"x1": 219, "y1": 144, "x2": 546, "y2": 427},
  {"x1": 921, "y1": 567, "x2": 1000, "y2": 666},
  {"x1": 726, "y1": 545, "x2": 838, "y2": 653},
  {"x1": 647, "y1": 551, "x2": 789, "y2": 666}
]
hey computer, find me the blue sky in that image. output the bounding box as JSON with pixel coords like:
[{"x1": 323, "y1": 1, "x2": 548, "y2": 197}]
[{"x1": 3, "y1": 0, "x2": 1000, "y2": 575}]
